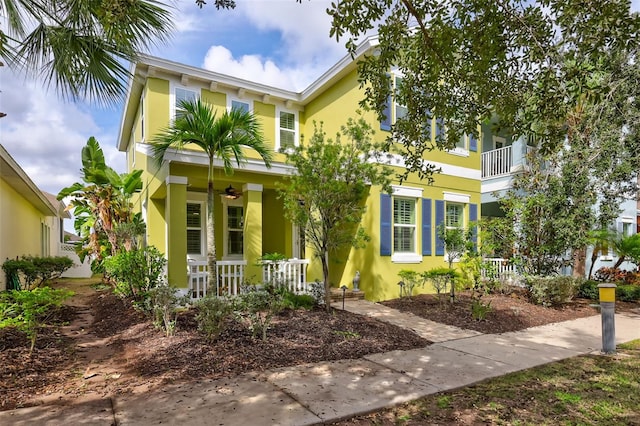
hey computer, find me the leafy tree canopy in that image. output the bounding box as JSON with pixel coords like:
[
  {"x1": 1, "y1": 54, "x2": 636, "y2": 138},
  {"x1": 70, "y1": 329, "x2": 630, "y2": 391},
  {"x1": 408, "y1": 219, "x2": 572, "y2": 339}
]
[
  {"x1": 325, "y1": 0, "x2": 640, "y2": 179},
  {"x1": 1, "y1": 0, "x2": 173, "y2": 104}
]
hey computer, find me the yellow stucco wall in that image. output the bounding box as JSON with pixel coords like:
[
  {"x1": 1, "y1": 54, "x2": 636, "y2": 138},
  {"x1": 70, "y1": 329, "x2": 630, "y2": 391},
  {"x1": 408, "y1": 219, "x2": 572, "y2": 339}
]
[
  {"x1": 301, "y1": 67, "x2": 482, "y2": 301},
  {"x1": 123, "y1": 65, "x2": 482, "y2": 299},
  {"x1": 0, "y1": 179, "x2": 49, "y2": 290}
]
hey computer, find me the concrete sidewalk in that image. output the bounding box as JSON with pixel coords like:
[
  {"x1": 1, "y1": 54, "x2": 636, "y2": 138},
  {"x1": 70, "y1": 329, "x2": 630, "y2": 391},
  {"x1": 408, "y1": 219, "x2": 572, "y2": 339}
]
[{"x1": 2, "y1": 301, "x2": 639, "y2": 425}]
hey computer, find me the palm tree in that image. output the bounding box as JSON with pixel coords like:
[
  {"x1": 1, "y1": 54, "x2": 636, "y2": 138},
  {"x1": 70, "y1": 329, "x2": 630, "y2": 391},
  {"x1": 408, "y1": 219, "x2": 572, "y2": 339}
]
[
  {"x1": 612, "y1": 233, "x2": 640, "y2": 270},
  {"x1": 58, "y1": 137, "x2": 143, "y2": 262},
  {"x1": 587, "y1": 228, "x2": 615, "y2": 280},
  {"x1": 152, "y1": 99, "x2": 273, "y2": 291},
  {"x1": 1, "y1": 0, "x2": 172, "y2": 104}
]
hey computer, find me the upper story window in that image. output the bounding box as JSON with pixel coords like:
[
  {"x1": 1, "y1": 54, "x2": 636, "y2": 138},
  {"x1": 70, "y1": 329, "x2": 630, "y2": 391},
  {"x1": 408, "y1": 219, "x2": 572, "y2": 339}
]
[
  {"x1": 230, "y1": 99, "x2": 250, "y2": 113},
  {"x1": 277, "y1": 109, "x2": 297, "y2": 151},
  {"x1": 174, "y1": 87, "x2": 198, "y2": 119},
  {"x1": 381, "y1": 75, "x2": 406, "y2": 131}
]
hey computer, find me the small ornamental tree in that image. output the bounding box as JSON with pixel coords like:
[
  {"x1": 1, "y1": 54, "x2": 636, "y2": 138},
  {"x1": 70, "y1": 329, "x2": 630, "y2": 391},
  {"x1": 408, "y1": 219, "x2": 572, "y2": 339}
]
[
  {"x1": 437, "y1": 223, "x2": 475, "y2": 303},
  {"x1": 278, "y1": 117, "x2": 392, "y2": 310}
]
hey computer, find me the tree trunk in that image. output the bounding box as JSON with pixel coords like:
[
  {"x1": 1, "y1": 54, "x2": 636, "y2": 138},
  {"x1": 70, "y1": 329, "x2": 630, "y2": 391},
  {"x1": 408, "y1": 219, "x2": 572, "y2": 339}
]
[
  {"x1": 322, "y1": 251, "x2": 331, "y2": 312},
  {"x1": 207, "y1": 170, "x2": 218, "y2": 295},
  {"x1": 573, "y1": 248, "x2": 586, "y2": 278}
]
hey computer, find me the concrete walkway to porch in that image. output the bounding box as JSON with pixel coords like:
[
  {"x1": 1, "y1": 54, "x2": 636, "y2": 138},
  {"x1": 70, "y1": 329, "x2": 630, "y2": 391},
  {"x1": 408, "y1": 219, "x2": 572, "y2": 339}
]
[{"x1": 2, "y1": 300, "x2": 639, "y2": 426}]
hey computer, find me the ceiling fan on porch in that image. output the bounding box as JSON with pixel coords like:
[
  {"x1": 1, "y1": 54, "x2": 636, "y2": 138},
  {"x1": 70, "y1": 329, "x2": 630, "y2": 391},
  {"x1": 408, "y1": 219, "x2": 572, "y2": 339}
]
[{"x1": 223, "y1": 185, "x2": 242, "y2": 199}]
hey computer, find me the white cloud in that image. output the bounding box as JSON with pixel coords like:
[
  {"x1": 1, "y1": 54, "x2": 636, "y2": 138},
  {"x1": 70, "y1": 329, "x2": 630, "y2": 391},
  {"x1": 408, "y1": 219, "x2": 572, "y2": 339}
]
[
  {"x1": 0, "y1": 70, "x2": 124, "y2": 197},
  {"x1": 236, "y1": 0, "x2": 343, "y2": 64},
  {"x1": 197, "y1": 0, "x2": 348, "y2": 91}
]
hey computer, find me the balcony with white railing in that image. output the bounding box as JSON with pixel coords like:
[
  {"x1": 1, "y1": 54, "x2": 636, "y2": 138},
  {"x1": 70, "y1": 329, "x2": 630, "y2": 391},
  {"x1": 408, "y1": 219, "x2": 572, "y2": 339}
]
[
  {"x1": 481, "y1": 138, "x2": 535, "y2": 203},
  {"x1": 187, "y1": 258, "x2": 310, "y2": 300}
]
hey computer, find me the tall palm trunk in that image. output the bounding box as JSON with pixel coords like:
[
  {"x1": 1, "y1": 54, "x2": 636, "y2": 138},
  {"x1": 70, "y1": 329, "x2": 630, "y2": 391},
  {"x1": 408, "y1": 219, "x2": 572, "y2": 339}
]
[{"x1": 207, "y1": 162, "x2": 218, "y2": 294}]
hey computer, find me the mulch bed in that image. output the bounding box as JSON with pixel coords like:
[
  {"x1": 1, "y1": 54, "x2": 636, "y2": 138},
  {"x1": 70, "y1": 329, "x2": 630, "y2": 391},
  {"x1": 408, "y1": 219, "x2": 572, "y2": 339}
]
[
  {"x1": 381, "y1": 289, "x2": 602, "y2": 334},
  {"x1": 0, "y1": 290, "x2": 429, "y2": 411},
  {"x1": 0, "y1": 305, "x2": 79, "y2": 411}
]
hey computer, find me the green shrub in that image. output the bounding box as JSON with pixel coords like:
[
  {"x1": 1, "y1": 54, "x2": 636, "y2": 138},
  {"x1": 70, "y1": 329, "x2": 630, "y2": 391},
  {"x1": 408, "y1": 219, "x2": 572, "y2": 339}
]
[
  {"x1": 471, "y1": 299, "x2": 492, "y2": 321},
  {"x1": 616, "y1": 285, "x2": 640, "y2": 302},
  {"x1": 423, "y1": 267, "x2": 460, "y2": 301},
  {"x1": 103, "y1": 246, "x2": 166, "y2": 303},
  {"x1": 577, "y1": 280, "x2": 600, "y2": 300},
  {"x1": 397, "y1": 269, "x2": 426, "y2": 299},
  {"x1": 195, "y1": 295, "x2": 234, "y2": 341},
  {"x1": 0, "y1": 287, "x2": 73, "y2": 354},
  {"x1": 282, "y1": 292, "x2": 316, "y2": 310},
  {"x1": 234, "y1": 284, "x2": 286, "y2": 341},
  {"x1": 2, "y1": 256, "x2": 74, "y2": 290},
  {"x1": 149, "y1": 286, "x2": 188, "y2": 337},
  {"x1": 526, "y1": 276, "x2": 579, "y2": 307}
]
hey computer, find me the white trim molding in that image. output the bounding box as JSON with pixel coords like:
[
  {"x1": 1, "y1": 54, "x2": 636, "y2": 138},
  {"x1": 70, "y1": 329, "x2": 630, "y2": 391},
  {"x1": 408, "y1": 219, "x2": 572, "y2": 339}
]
[
  {"x1": 443, "y1": 192, "x2": 470, "y2": 203},
  {"x1": 392, "y1": 253, "x2": 422, "y2": 264},
  {"x1": 166, "y1": 175, "x2": 188, "y2": 185},
  {"x1": 372, "y1": 152, "x2": 481, "y2": 181},
  {"x1": 243, "y1": 183, "x2": 263, "y2": 192},
  {"x1": 392, "y1": 185, "x2": 423, "y2": 198}
]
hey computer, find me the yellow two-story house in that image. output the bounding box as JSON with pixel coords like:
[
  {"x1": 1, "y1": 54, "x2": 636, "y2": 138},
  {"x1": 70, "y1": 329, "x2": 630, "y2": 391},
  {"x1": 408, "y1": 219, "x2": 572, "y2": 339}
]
[{"x1": 117, "y1": 36, "x2": 483, "y2": 302}]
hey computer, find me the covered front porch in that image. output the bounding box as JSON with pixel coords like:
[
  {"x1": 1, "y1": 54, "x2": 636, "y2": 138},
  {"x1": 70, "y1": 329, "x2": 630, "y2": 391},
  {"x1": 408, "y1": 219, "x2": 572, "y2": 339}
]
[{"x1": 145, "y1": 162, "x2": 312, "y2": 294}]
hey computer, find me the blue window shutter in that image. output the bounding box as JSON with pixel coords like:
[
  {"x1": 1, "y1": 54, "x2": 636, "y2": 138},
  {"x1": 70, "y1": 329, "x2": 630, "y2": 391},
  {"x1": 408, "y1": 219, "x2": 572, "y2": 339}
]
[
  {"x1": 380, "y1": 194, "x2": 392, "y2": 256},
  {"x1": 469, "y1": 203, "x2": 478, "y2": 251},
  {"x1": 436, "y1": 118, "x2": 445, "y2": 140},
  {"x1": 381, "y1": 95, "x2": 392, "y2": 131},
  {"x1": 469, "y1": 134, "x2": 477, "y2": 152},
  {"x1": 435, "y1": 200, "x2": 445, "y2": 256},
  {"x1": 422, "y1": 198, "x2": 432, "y2": 256}
]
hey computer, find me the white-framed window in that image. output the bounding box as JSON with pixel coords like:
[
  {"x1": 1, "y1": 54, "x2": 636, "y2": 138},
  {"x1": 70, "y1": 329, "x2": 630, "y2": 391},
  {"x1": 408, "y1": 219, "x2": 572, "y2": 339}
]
[
  {"x1": 173, "y1": 87, "x2": 198, "y2": 120},
  {"x1": 186, "y1": 202, "x2": 204, "y2": 256},
  {"x1": 394, "y1": 197, "x2": 416, "y2": 253},
  {"x1": 229, "y1": 99, "x2": 250, "y2": 113},
  {"x1": 277, "y1": 108, "x2": 298, "y2": 151},
  {"x1": 391, "y1": 185, "x2": 423, "y2": 263},
  {"x1": 393, "y1": 76, "x2": 407, "y2": 123},
  {"x1": 446, "y1": 202, "x2": 464, "y2": 229},
  {"x1": 221, "y1": 196, "x2": 244, "y2": 259}
]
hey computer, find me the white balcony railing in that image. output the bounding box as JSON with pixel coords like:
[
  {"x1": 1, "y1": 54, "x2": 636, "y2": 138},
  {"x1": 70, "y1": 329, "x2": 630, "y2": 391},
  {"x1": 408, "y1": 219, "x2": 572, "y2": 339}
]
[
  {"x1": 482, "y1": 145, "x2": 512, "y2": 178},
  {"x1": 188, "y1": 259, "x2": 310, "y2": 300}
]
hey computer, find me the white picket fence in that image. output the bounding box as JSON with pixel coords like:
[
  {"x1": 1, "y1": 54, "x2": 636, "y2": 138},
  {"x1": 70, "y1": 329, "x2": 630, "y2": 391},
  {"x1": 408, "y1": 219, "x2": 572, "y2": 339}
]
[
  {"x1": 261, "y1": 259, "x2": 310, "y2": 293},
  {"x1": 188, "y1": 259, "x2": 310, "y2": 300},
  {"x1": 482, "y1": 258, "x2": 524, "y2": 286}
]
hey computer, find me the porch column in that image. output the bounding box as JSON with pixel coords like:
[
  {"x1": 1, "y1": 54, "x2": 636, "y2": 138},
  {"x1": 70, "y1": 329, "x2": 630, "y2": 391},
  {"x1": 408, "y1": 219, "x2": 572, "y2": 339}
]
[
  {"x1": 243, "y1": 183, "x2": 263, "y2": 282},
  {"x1": 166, "y1": 176, "x2": 188, "y2": 288}
]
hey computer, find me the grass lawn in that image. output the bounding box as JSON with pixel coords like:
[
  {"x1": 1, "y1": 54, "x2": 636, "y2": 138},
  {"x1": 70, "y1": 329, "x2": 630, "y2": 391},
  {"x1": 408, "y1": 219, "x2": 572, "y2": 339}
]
[{"x1": 337, "y1": 339, "x2": 640, "y2": 425}]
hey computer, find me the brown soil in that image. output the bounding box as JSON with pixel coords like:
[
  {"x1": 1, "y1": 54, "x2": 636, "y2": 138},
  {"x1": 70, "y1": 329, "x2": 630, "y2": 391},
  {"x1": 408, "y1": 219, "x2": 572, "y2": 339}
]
[
  {"x1": 2, "y1": 281, "x2": 636, "y2": 413},
  {"x1": 0, "y1": 282, "x2": 427, "y2": 411},
  {"x1": 380, "y1": 288, "x2": 615, "y2": 334}
]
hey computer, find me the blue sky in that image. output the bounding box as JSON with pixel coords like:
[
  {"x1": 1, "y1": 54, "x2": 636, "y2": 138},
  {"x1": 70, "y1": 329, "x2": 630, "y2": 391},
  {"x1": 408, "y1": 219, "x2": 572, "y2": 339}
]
[{"x1": 0, "y1": 0, "x2": 345, "y2": 197}]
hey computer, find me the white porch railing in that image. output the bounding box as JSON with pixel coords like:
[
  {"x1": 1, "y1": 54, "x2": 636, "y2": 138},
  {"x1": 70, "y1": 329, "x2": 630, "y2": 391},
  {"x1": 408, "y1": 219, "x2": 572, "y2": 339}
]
[
  {"x1": 188, "y1": 260, "x2": 247, "y2": 299},
  {"x1": 262, "y1": 259, "x2": 311, "y2": 293},
  {"x1": 188, "y1": 259, "x2": 310, "y2": 299},
  {"x1": 483, "y1": 258, "x2": 526, "y2": 286},
  {"x1": 481, "y1": 145, "x2": 512, "y2": 178}
]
